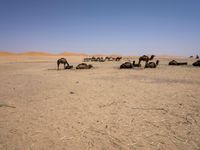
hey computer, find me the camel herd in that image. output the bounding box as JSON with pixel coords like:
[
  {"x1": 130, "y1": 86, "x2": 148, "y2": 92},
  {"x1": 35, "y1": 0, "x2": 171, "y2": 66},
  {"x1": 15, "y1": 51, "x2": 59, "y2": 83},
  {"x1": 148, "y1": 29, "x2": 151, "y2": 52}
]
[
  {"x1": 120, "y1": 55, "x2": 159, "y2": 69},
  {"x1": 83, "y1": 56, "x2": 122, "y2": 62},
  {"x1": 57, "y1": 55, "x2": 200, "y2": 70},
  {"x1": 57, "y1": 58, "x2": 93, "y2": 70}
]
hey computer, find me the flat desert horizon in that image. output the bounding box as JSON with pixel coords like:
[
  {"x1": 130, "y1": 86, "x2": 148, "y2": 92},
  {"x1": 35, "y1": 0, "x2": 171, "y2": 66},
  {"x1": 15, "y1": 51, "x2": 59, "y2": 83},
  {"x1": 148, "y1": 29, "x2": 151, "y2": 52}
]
[{"x1": 0, "y1": 53, "x2": 200, "y2": 150}]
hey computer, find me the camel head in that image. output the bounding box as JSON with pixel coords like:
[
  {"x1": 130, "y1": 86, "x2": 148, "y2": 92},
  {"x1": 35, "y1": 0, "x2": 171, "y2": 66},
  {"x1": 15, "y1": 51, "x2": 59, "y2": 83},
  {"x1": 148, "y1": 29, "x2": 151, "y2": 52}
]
[
  {"x1": 88, "y1": 64, "x2": 93, "y2": 69},
  {"x1": 150, "y1": 55, "x2": 155, "y2": 60}
]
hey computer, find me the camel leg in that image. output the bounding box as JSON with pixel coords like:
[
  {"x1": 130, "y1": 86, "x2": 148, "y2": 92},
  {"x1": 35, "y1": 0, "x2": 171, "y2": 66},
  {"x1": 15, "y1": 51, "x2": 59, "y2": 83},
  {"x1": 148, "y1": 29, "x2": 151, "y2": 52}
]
[
  {"x1": 64, "y1": 63, "x2": 66, "y2": 69},
  {"x1": 57, "y1": 62, "x2": 60, "y2": 70},
  {"x1": 145, "y1": 61, "x2": 148, "y2": 67},
  {"x1": 138, "y1": 60, "x2": 141, "y2": 66}
]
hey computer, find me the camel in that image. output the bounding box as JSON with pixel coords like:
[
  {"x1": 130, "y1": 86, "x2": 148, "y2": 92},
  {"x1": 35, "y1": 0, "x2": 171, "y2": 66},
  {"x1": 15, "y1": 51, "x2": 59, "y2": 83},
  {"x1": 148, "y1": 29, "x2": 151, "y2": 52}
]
[
  {"x1": 76, "y1": 63, "x2": 93, "y2": 69},
  {"x1": 115, "y1": 57, "x2": 122, "y2": 61},
  {"x1": 105, "y1": 57, "x2": 115, "y2": 61},
  {"x1": 196, "y1": 55, "x2": 199, "y2": 59},
  {"x1": 132, "y1": 61, "x2": 141, "y2": 67},
  {"x1": 138, "y1": 55, "x2": 155, "y2": 65},
  {"x1": 120, "y1": 62, "x2": 133, "y2": 69},
  {"x1": 91, "y1": 56, "x2": 96, "y2": 62},
  {"x1": 145, "y1": 60, "x2": 159, "y2": 68},
  {"x1": 99, "y1": 58, "x2": 105, "y2": 62},
  {"x1": 83, "y1": 58, "x2": 92, "y2": 62},
  {"x1": 57, "y1": 58, "x2": 70, "y2": 70},
  {"x1": 192, "y1": 60, "x2": 200, "y2": 66},
  {"x1": 65, "y1": 65, "x2": 73, "y2": 69},
  {"x1": 168, "y1": 60, "x2": 188, "y2": 65}
]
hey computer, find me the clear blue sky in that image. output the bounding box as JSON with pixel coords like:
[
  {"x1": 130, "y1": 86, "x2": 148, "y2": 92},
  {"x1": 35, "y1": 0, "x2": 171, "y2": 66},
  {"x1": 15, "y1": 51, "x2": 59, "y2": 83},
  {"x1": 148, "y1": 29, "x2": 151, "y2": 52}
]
[{"x1": 0, "y1": 0, "x2": 199, "y2": 55}]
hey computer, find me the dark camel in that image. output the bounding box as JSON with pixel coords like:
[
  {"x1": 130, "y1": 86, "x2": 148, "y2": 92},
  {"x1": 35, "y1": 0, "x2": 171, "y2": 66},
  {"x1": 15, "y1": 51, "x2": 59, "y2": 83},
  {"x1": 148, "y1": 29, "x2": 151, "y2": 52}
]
[
  {"x1": 145, "y1": 60, "x2": 159, "y2": 68},
  {"x1": 138, "y1": 55, "x2": 155, "y2": 65},
  {"x1": 76, "y1": 63, "x2": 93, "y2": 69},
  {"x1": 65, "y1": 65, "x2": 73, "y2": 69},
  {"x1": 192, "y1": 60, "x2": 200, "y2": 66},
  {"x1": 196, "y1": 55, "x2": 199, "y2": 59},
  {"x1": 168, "y1": 60, "x2": 188, "y2": 65},
  {"x1": 57, "y1": 58, "x2": 70, "y2": 70},
  {"x1": 132, "y1": 61, "x2": 141, "y2": 67},
  {"x1": 120, "y1": 62, "x2": 132, "y2": 69}
]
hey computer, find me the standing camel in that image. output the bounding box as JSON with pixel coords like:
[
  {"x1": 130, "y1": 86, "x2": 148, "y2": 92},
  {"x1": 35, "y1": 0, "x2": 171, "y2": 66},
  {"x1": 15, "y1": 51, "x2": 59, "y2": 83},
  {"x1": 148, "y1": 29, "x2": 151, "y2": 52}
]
[
  {"x1": 57, "y1": 58, "x2": 70, "y2": 70},
  {"x1": 138, "y1": 55, "x2": 155, "y2": 65}
]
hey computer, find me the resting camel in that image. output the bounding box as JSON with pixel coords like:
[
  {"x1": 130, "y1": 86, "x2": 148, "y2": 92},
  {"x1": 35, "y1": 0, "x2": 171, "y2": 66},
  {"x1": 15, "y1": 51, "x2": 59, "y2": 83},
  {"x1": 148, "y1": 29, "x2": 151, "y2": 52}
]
[
  {"x1": 83, "y1": 58, "x2": 92, "y2": 62},
  {"x1": 105, "y1": 57, "x2": 115, "y2": 61},
  {"x1": 168, "y1": 60, "x2": 188, "y2": 65},
  {"x1": 99, "y1": 58, "x2": 105, "y2": 62},
  {"x1": 91, "y1": 56, "x2": 96, "y2": 62},
  {"x1": 120, "y1": 62, "x2": 132, "y2": 69},
  {"x1": 57, "y1": 58, "x2": 71, "y2": 70},
  {"x1": 138, "y1": 55, "x2": 155, "y2": 65},
  {"x1": 145, "y1": 60, "x2": 159, "y2": 68},
  {"x1": 132, "y1": 61, "x2": 141, "y2": 67},
  {"x1": 65, "y1": 65, "x2": 73, "y2": 69},
  {"x1": 76, "y1": 63, "x2": 93, "y2": 69},
  {"x1": 193, "y1": 60, "x2": 200, "y2": 66}
]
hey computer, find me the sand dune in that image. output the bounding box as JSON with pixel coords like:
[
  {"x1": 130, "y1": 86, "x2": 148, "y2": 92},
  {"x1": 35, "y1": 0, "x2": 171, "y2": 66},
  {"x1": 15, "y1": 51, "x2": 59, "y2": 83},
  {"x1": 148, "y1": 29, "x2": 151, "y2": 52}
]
[
  {"x1": 0, "y1": 51, "x2": 87, "y2": 57},
  {"x1": 0, "y1": 51, "x2": 15, "y2": 56},
  {"x1": 19, "y1": 51, "x2": 53, "y2": 56}
]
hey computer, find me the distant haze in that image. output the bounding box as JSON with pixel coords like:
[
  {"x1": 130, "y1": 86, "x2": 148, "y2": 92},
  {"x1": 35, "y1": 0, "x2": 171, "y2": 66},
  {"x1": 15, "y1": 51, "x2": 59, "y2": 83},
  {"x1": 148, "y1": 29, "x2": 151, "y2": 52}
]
[{"x1": 0, "y1": 0, "x2": 200, "y2": 56}]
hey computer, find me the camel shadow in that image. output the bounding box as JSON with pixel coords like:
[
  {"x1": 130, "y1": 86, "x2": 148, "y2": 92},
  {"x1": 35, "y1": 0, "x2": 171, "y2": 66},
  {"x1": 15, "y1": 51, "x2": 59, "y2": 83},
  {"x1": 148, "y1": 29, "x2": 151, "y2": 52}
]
[{"x1": 47, "y1": 68, "x2": 75, "y2": 71}]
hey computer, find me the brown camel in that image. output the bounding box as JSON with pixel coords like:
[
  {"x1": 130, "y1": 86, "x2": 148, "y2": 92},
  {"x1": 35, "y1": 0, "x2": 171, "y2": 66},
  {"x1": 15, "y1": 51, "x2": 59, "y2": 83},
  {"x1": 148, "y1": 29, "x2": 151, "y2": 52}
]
[
  {"x1": 76, "y1": 63, "x2": 93, "y2": 69},
  {"x1": 115, "y1": 57, "x2": 122, "y2": 61},
  {"x1": 57, "y1": 58, "x2": 70, "y2": 70},
  {"x1": 105, "y1": 57, "x2": 115, "y2": 61},
  {"x1": 145, "y1": 60, "x2": 159, "y2": 68},
  {"x1": 138, "y1": 55, "x2": 155, "y2": 65},
  {"x1": 83, "y1": 57, "x2": 92, "y2": 62}
]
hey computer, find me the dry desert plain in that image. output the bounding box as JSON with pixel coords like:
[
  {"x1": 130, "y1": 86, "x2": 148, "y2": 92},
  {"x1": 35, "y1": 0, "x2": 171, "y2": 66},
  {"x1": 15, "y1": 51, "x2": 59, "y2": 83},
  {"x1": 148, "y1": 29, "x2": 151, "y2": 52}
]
[{"x1": 0, "y1": 53, "x2": 200, "y2": 150}]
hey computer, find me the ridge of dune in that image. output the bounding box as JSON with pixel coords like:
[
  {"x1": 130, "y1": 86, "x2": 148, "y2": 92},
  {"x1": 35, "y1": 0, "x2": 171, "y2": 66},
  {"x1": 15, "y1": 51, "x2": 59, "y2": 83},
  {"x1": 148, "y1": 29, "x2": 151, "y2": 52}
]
[
  {"x1": 0, "y1": 51, "x2": 15, "y2": 56},
  {"x1": 19, "y1": 51, "x2": 53, "y2": 56},
  {"x1": 58, "y1": 52, "x2": 87, "y2": 56}
]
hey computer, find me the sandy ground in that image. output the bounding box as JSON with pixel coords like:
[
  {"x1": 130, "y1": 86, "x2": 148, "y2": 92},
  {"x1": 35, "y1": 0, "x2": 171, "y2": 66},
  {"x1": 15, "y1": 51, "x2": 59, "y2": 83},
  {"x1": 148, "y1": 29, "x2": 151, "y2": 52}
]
[{"x1": 0, "y1": 55, "x2": 200, "y2": 150}]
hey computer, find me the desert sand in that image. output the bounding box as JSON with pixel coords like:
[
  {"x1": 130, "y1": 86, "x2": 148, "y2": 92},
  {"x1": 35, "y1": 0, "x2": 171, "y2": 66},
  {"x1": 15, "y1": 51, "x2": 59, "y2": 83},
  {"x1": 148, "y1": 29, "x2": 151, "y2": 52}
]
[{"x1": 0, "y1": 54, "x2": 200, "y2": 150}]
